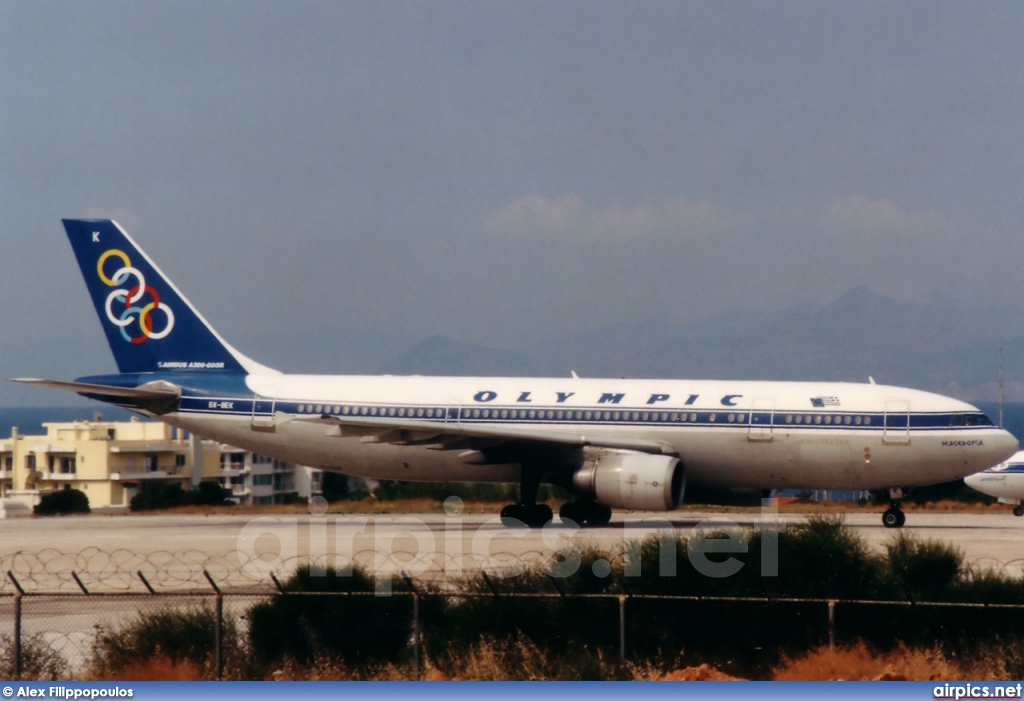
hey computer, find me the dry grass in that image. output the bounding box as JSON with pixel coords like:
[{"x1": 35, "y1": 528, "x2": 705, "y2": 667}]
[
  {"x1": 86, "y1": 638, "x2": 1013, "y2": 681},
  {"x1": 428, "y1": 634, "x2": 611, "y2": 681},
  {"x1": 264, "y1": 657, "x2": 417, "y2": 681},
  {"x1": 88, "y1": 495, "x2": 1014, "y2": 518},
  {"x1": 261, "y1": 635, "x2": 610, "y2": 681},
  {"x1": 92, "y1": 655, "x2": 203, "y2": 681},
  {"x1": 773, "y1": 641, "x2": 1004, "y2": 681},
  {"x1": 626, "y1": 660, "x2": 745, "y2": 681}
]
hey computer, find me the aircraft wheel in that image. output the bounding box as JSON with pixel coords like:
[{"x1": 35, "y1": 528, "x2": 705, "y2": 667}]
[
  {"x1": 500, "y1": 502, "x2": 552, "y2": 528},
  {"x1": 529, "y1": 503, "x2": 553, "y2": 528},
  {"x1": 1013, "y1": 505, "x2": 1024, "y2": 517},
  {"x1": 882, "y1": 507, "x2": 905, "y2": 528},
  {"x1": 585, "y1": 503, "x2": 613, "y2": 526},
  {"x1": 559, "y1": 501, "x2": 586, "y2": 525},
  {"x1": 500, "y1": 503, "x2": 524, "y2": 528}
]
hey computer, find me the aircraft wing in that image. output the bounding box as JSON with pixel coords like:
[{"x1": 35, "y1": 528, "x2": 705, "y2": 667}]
[{"x1": 295, "y1": 412, "x2": 678, "y2": 456}]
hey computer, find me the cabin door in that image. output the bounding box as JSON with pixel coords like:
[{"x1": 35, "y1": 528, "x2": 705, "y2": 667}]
[
  {"x1": 748, "y1": 398, "x2": 775, "y2": 442},
  {"x1": 251, "y1": 387, "x2": 278, "y2": 432},
  {"x1": 883, "y1": 399, "x2": 911, "y2": 444}
]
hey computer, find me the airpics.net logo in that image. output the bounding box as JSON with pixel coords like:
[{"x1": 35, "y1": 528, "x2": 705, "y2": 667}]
[
  {"x1": 234, "y1": 498, "x2": 784, "y2": 594},
  {"x1": 97, "y1": 248, "x2": 175, "y2": 344}
]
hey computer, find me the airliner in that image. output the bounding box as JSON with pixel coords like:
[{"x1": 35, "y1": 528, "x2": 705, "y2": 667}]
[
  {"x1": 14, "y1": 219, "x2": 1019, "y2": 528},
  {"x1": 964, "y1": 452, "x2": 1024, "y2": 516}
]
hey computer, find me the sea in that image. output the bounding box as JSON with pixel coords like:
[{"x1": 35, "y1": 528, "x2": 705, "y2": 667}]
[
  {"x1": 0, "y1": 405, "x2": 138, "y2": 437},
  {"x1": 2, "y1": 402, "x2": 1024, "y2": 443}
]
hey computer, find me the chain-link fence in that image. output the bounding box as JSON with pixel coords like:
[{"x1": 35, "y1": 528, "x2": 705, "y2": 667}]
[
  {"x1": 6, "y1": 575, "x2": 1024, "y2": 680},
  {"x1": 5, "y1": 541, "x2": 1024, "y2": 681}
]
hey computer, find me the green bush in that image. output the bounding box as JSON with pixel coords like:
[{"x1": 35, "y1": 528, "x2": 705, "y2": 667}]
[
  {"x1": 89, "y1": 604, "x2": 240, "y2": 679},
  {"x1": 129, "y1": 481, "x2": 226, "y2": 511},
  {"x1": 423, "y1": 515, "x2": 1024, "y2": 679},
  {"x1": 247, "y1": 565, "x2": 417, "y2": 666},
  {"x1": 320, "y1": 472, "x2": 350, "y2": 502},
  {"x1": 0, "y1": 634, "x2": 68, "y2": 680},
  {"x1": 34, "y1": 488, "x2": 90, "y2": 515},
  {"x1": 886, "y1": 533, "x2": 964, "y2": 601}
]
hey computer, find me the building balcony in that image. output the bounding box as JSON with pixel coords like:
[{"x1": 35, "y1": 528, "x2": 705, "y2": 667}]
[
  {"x1": 219, "y1": 467, "x2": 247, "y2": 478},
  {"x1": 109, "y1": 469, "x2": 180, "y2": 481},
  {"x1": 109, "y1": 445, "x2": 185, "y2": 454},
  {"x1": 41, "y1": 472, "x2": 77, "y2": 481}
]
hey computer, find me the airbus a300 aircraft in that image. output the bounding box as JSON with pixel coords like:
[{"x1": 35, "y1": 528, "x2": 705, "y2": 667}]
[
  {"x1": 15, "y1": 220, "x2": 1019, "y2": 528},
  {"x1": 964, "y1": 452, "x2": 1024, "y2": 516}
]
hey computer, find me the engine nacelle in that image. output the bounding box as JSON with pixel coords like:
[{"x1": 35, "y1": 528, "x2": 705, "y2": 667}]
[{"x1": 571, "y1": 448, "x2": 684, "y2": 511}]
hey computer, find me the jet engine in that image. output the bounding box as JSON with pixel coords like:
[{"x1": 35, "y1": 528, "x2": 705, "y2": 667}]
[{"x1": 571, "y1": 447, "x2": 684, "y2": 511}]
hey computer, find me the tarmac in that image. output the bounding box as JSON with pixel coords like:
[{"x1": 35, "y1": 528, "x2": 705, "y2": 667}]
[{"x1": 2, "y1": 508, "x2": 1023, "y2": 592}]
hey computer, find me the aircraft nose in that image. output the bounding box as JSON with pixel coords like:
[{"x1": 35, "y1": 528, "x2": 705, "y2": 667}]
[
  {"x1": 994, "y1": 429, "x2": 1020, "y2": 461},
  {"x1": 963, "y1": 472, "x2": 984, "y2": 489}
]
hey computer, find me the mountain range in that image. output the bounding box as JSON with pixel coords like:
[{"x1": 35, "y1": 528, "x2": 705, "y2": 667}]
[
  {"x1": 6, "y1": 287, "x2": 1024, "y2": 405},
  {"x1": 247, "y1": 286, "x2": 1024, "y2": 401}
]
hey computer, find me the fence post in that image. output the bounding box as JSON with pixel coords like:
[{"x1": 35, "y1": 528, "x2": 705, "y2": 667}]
[
  {"x1": 8, "y1": 571, "x2": 25, "y2": 681},
  {"x1": 12, "y1": 592, "x2": 21, "y2": 680},
  {"x1": 828, "y1": 600, "x2": 836, "y2": 650},
  {"x1": 204, "y1": 570, "x2": 223, "y2": 681},
  {"x1": 402, "y1": 573, "x2": 420, "y2": 679},
  {"x1": 412, "y1": 593, "x2": 420, "y2": 678},
  {"x1": 618, "y1": 595, "x2": 627, "y2": 663}
]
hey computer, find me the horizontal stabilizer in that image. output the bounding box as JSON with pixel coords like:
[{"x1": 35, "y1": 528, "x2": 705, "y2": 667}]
[
  {"x1": 10, "y1": 378, "x2": 181, "y2": 414},
  {"x1": 12, "y1": 378, "x2": 179, "y2": 398}
]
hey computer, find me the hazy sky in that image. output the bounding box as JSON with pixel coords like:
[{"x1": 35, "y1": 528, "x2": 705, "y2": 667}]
[{"x1": 3, "y1": 1, "x2": 1024, "y2": 395}]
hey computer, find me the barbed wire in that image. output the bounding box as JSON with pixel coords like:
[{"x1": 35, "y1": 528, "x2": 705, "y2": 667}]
[
  {"x1": 0, "y1": 547, "x2": 574, "y2": 594},
  {"x1": 1, "y1": 545, "x2": 1022, "y2": 595}
]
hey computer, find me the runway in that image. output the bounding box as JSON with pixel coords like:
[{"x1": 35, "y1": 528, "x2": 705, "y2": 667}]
[{"x1": 2, "y1": 508, "x2": 1024, "y2": 593}]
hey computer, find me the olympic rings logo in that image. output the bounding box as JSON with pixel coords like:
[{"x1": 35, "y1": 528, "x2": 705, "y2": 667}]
[{"x1": 97, "y1": 249, "x2": 175, "y2": 344}]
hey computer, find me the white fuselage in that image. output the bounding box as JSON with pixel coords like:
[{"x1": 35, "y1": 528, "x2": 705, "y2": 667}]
[{"x1": 156, "y1": 374, "x2": 1017, "y2": 492}]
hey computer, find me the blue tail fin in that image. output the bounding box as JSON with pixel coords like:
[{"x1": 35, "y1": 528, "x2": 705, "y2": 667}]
[{"x1": 62, "y1": 219, "x2": 270, "y2": 375}]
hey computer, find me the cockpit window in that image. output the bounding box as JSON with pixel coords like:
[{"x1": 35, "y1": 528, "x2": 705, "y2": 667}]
[{"x1": 951, "y1": 413, "x2": 994, "y2": 427}]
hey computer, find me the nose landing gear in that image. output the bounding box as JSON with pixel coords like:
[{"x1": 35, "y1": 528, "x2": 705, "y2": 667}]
[{"x1": 882, "y1": 487, "x2": 906, "y2": 528}]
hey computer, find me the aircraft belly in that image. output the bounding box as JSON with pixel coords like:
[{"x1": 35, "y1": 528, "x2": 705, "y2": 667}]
[{"x1": 165, "y1": 413, "x2": 521, "y2": 483}]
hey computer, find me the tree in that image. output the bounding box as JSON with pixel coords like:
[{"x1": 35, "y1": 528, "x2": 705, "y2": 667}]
[{"x1": 34, "y1": 488, "x2": 90, "y2": 515}]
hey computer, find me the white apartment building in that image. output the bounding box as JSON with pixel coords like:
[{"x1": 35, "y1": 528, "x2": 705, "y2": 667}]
[{"x1": 0, "y1": 418, "x2": 323, "y2": 510}]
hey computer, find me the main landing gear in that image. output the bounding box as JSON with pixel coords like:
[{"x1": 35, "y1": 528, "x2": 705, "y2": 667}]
[
  {"x1": 558, "y1": 500, "x2": 612, "y2": 526},
  {"x1": 1013, "y1": 504, "x2": 1024, "y2": 518},
  {"x1": 500, "y1": 502, "x2": 553, "y2": 528},
  {"x1": 882, "y1": 487, "x2": 907, "y2": 528},
  {"x1": 500, "y1": 464, "x2": 553, "y2": 528}
]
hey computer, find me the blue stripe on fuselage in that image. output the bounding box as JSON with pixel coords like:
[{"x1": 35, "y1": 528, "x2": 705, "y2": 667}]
[
  {"x1": 168, "y1": 393, "x2": 997, "y2": 433},
  {"x1": 76, "y1": 372, "x2": 997, "y2": 434},
  {"x1": 983, "y1": 463, "x2": 1024, "y2": 474}
]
